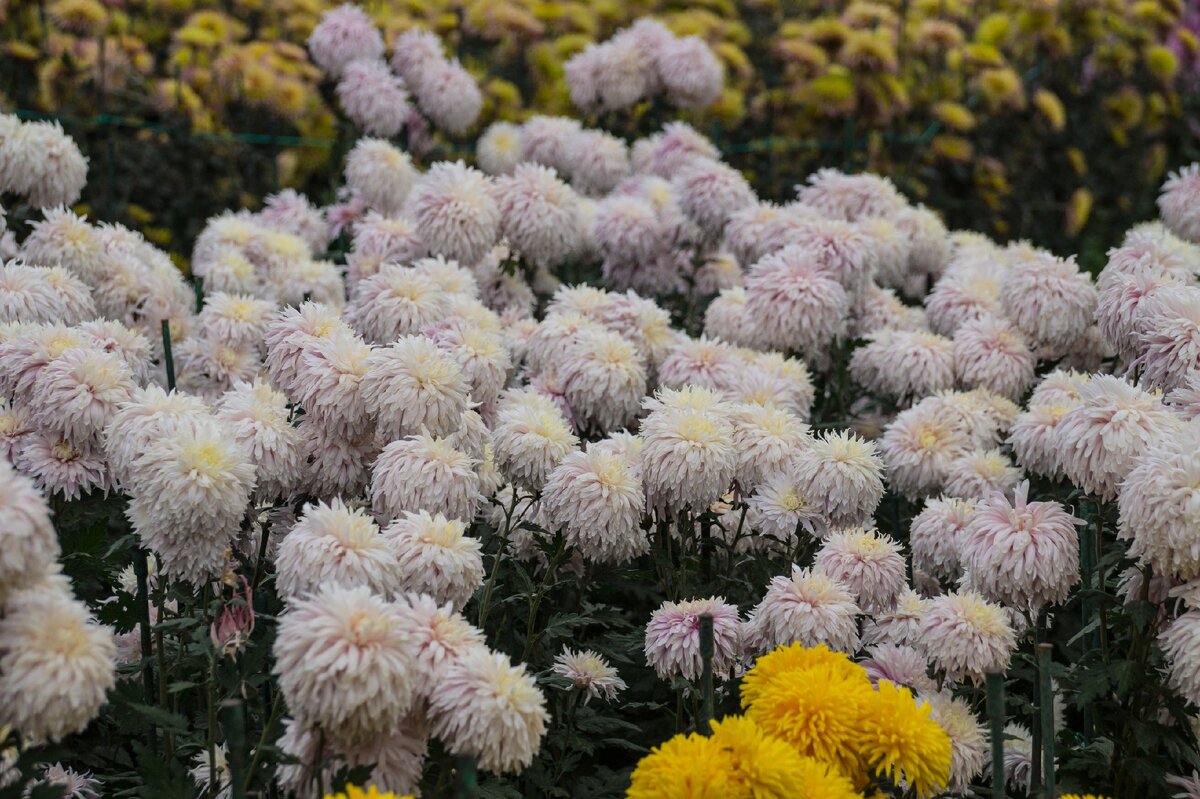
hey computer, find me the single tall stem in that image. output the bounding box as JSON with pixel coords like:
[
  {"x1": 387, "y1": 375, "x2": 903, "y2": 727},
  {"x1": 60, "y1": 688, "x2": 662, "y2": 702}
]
[
  {"x1": 1038, "y1": 643, "x2": 1056, "y2": 798},
  {"x1": 133, "y1": 547, "x2": 158, "y2": 751},
  {"x1": 986, "y1": 672, "x2": 1006, "y2": 799},
  {"x1": 698, "y1": 614, "x2": 714, "y2": 735}
]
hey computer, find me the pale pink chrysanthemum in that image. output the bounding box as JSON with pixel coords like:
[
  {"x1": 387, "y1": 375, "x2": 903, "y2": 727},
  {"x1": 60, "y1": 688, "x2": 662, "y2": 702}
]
[
  {"x1": 942, "y1": 448, "x2": 1022, "y2": 501},
  {"x1": 566, "y1": 36, "x2": 653, "y2": 114},
  {"x1": 554, "y1": 327, "x2": 647, "y2": 433},
  {"x1": 951, "y1": 316, "x2": 1035, "y2": 400},
  {"x1": 413, "y1": 255, "x2": 478, "y2": 297},
  {"x1": 344, "y1": 139, "x2": 416, "y2": 217},
  {"x1": 428, "y1": 649, "x2": 548, "y2": 775},
  {"x1": 336, "y1": 59, "x2": 410, "y2": 138},
  {"x1": 0, "y1": 588, "x2": 115, "y2": 744},
  {"x1": 861, "y1": 216, "x2": 916, "y2": 290},
  {"x1": 672, "y1": 158, "x2": 755, "y2": 238},
  {"x1": 494, "y1": 163, "x2": 582, "y2": 269},
  {"x1": 475, "y1": 121, "x2": 522, "y2": 176},
  {"x1": 0, "y1": 458, "x2": 58, "y2": 601},
  {"x1": 694, "y1": 250, "x2": 744, "y2": 296},
  {"x1": 590, "y1": 195, "x2": 665, "y2": 267},
  {"x1": 1120, "y1": 426, "x2": 1200, "y2": 580},
  {"x1": 77, "y1": 318, "x2": 153, "y2": 383},
  {"x1": 656, "y1": 34, "x2": 723, "y2": 108},
  {"x1": 297, "y1": 415, "x2": 378, "y2": 499},
  {"x1": 552, "y1": 648, "x2": 626, "y2": 704},
  {"x1": 792, "y1": 430, "x2": 884, "y2": 527},
  {"x1": 345, "y1": 216, "x2": 425, "y2": 290},
  {"x1": 371, "y1": 434, "x2": 479, "y2": 522},
  {"x1": 960, "y1": 481, "x2": 1081, "y2": 610},
  {"x1": 594, "y1": 290, "x2": 679, "y2": 369},
  {"x1": 0, "y1": 261, "x2": 93, "y2": 324},
  {"x1": 744, "y1": 245, "x2": 848, "y2": 355},
  {"x1": 258, "y1": 189, "x2": 328, "y2": 254},
  {"x1": 1167, "y1": 372, "x2": 1200, "y2": 421},
  {"x1": 263, "y1": 302, "x2": 350, "y2": 398},
  {"x1": 728, "y1": 402, "x2": 812, "y2": 489},
  {"x1": 0, "y1": 323, "x2": 88, "y2": 402},
  {"x1": 196, "y1": 292, "x2": 275, "y2": 349},
  {"x1": 910, "y1": 496, "x2": 974, "y2": 583},
  {"x1": 924, "y1": 270, "x2": 1003, "y2": 336},
  {"x1": 749, "y1": 351, "x2": 816, "y2": 420},
  {"x1": 15, "y1": 123, "x2": 89, "y2": 209},
  {"x1": 564, "y1": 128, "x2": 630, "y2": 196},
  {"x1": 631, "y1": 121, "x2": 720, "y2": 177},
  {"x1": 1100, "y1": 225, "x2": 1198, "y2": 300},
  {"x1": 491, "y1": 395, "x2": 579, "y2": 491},
  {"x1": 0, "y1": 395, "x2": 33, "y2": 462},
  {"x1": 921, "y1": 689, "x2": 988, "y2": 792},
  {"x1": 38, "y1": 762, "x2": 102, "y2": 799},
  {"x1": 541, "y1": 447, "x2": 646, "y2": 564},
  {"x1": 725, "y1": 361, "x2": 804, "y2": 417},
  {"x1": 414, "y1": 58, "x2": 481, "y2": 135},
  {"x1": 917, "y1": 590, "x2": 1016, "y2": 683},
  {"x1": 1135, "y1": 287, "x2": 1200, "y2": 392},
  {"x1": 745, "y1": 566, "x2": 860, "y2": 655},
  {"x1": 644, "y1": 596, "x2": 742, "y2": 681},
  {"x1": 308, "y1": 3, "x2": 384, "y2": 78},
  {"x1": 173, "y1": 334, "x2": 261, "y2": 402},
  {"x1": 15, "y1": 432, "x2": 109, "y2": 501},
  {"x1": 405, "y1": 161, "x2": 499, "y2": 265},
  {"x1": 814, "y1": 527, "x2": 907, "y2": 614},
  {"x1": 658, "y1": 336, "x2": 740, "y2": 392},
  {"x1": 289, "y1": 328, "x2": 373, "y2": 433},
  {"x1": 861, "y1": 588, "x2": 927, "y2": 647},
  {"x1": 723, "y1": 203, "x2": 788, "y2": 268},
  {"x1": 361, "y1": 335, "x2": 469, "y2": 440},
  {"x1": 102, "y1": 385, "x2": 209, "y2": 484},
  {"x1": 786, "y1": 218, "x2": 877, "y2": 295},
  {"x1": 795, "y1": 168, "x2": 907, "y2": 221},
  {"x1": 924, "y1": 388, "x2": 1019, "y2": 446},
  {"x1": 215, "y1": 379, "x2": 303, "y2": 501},
  {"x1": 1057, "y1": 374, "x2": 1181, "y2": 500},
  {"x1": 20, "y1": 207, "x2": 103, "y2": 285},
  {"x1": 1007, "y1": 403, "x2": 1070, "y2": 480},
  {"x1": 640, "y1": 397, "x2": 736, "y2": 515},
  {"x1": 390, "y1": 27, "x2": 444, "y2": 87},
  {"x1": 852, "y1": 282, "x2": 928, "y2": 337},
  {"x1": 394, "y1": 592, "x2": 486, "y2": 684},
  {"x1": 879, "y1": 404, "x2": 972, "y2": 500},
  {"x1": 746, "y1": 469, "x2": 827, "y2": 545},
  {"x1": 383, "y1": 510, "x2": 483, "y2": 610},
  {"x1": 275, "y1": 715, "x2": 428, "y2": 799},
  {"x1": 1096, "y1": 261, "x2": 1181, "y2": 361},
  {"x1": 424, "y1": 321, "x2": 509, "y2": 406},
  {"x1": 31, "y1": 347, "x2": 135, "y2": 445},
  {"x1": 193, "y1": 245, "x2": 257, "y2": 297},
  {"x1": 860, "y1": 644, "x2": 934, "y2": 694},
  {"x1": 1161, "y1": 611, "x2": 1200, "y2": 706},
  {"x1": 850, "y1": 329, "x2": 956, "y2": 405},
  {"x1": 273, "y1": 584, "x2": 419, "y2": 748},
  {"x1": 519, "y1": 116, "x2": 583, "y2": 175},
  {"x1": 1029, "y1": 368, "x2": 1091, "y2": 408},
  {"x1": 896, "y1": 205, "x2": 951, "y2": 278},
  {"x1": 274, "y1": 490, "x2": 387, "y2": 587},
  {"x1": 1159, "y1": 162, "x2": 1200, "y2": 242},
  {"x1": 704, "y1": 287, "x2": 755, "y2": 346},
  {"x1": 1000, "y1": 253, "x2": 1097, "y2": 351}
]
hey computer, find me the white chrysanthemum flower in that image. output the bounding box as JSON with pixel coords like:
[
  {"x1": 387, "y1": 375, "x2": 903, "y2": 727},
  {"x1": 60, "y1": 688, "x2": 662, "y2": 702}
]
[
  {"x1": 552, "y1": 648, "x2": 626, "y2": 703},
  {"x1": 862, "y1": 588, "x2": 927, "y2": 647},
  {"x1": 795, "y1": 167, "x2": 907, "y2": 221},
  {"x1": 1029, "y1": 368, "x2": 1091, "y2": 408},
  {"x1": 595, "y1": 290, "x2": 679, "y2": 369},
  {"x1": 921, "y1": 689, "x2": 988, "y2": 792},
  {"x1": 413, "y1": 255, "x2": 479, "y2": 297},
  {"x1": 850, "y1": 329, "x2": 957, "y2": 405},
  {"x1": 494, "y1": 163, "x2": 582, "y2": 269},
  {"x1": 746, "y1": 566, "x2": 860, "y2": 655},
  {"x1": 1136, "y1": 287, "x2": 1200, "y2": 392},
  {"x1": 336, "y1": 59, "x2": 410, "y2": 138},
  {"x1": 813, "y1": 526, "x2": 907, "y2": 615},
  {"x1": 879, "y1": 404, "x2": 972, "y2": 499},
  {"x1": 541, "y1": 448, "x2": 646, "y2": 564},
  {"x1": 383, "y1": 510, "x2": 484, "y2": 610},
  {"x1": 673, "y1": 159, "x2": 755, "y2": 237},
  {"x1": 565, "y1": 129, "x2": 631, "y2": 196},
  {"x1": 424, "y1": 321, "x2": 509, "y2": 407},
  {"x1": 590, "y1": 194, "x2": 665, "y2": 268},
  {"x1": 0, "y1": 261, "x2": 94, "y2": 325},
  {"x1": 103, "y1": 385, "x2": 209, "y2": 484},
  {"x1": 910, "y1": 496, "x2": 974, "y2": 583},
  {"x1": 1007, "y1": 403, "x2": 1070, "y2": 480},
  {"x1": 406, "y1": 161, "x2": 500, "y2": 266},
  {"x1": 859, "y1": 643, "x2": 934, "y2": 694},
  {"x1": 346, "y1": 213, "x2": 426, "y2": 288},
  {"x1": 16, "y1": 432, "x2": 109, "y2": 501},
  {"x1": 518, "y1": 116, "x2": 583, "y2": 174},
  {"x1": 124, "y1": 419, "x2": 256, "y2": 584},
  {"x1": 644, "y1": 596, "x2": 742, "y2": 681},
  {"x1": 1057, "y1": 374, "x2": 1181, "y2": 500},
  {"x1": 1096, "y1": 262, "x2": 1181, "y2": 361},
  {"x1": 960, "y1": 481, "x2": 1081, "y2": 611},
  {"x1": 14, "y1": 123, "x2": 89, "y2": 209},
  {"x1": 371, "y1": 433, "x2": 479, "y2": 523},
  {"x1": 631, "y1": 121, "x2": 719, "y2": 177},
  {"x1": 263, "y1": 303, "x2": 350, "y2": 394},
  {"x1": 0, "y1": 588, "x2": 116, "y2": 744},
  {"x1": 476, "y1": 121, "x2": 523, "y2": 176},
  {"x1": 743, "y1": 244, "x2": 849, "y2": 355},
  {"x1": 273, "y1": 584, "x2": 419, "y2": 748},
  {"x1": 195, "y1": 245, "x2": 258, "y2": 298},
  {"x1": 951, "y1": 316, "x2": 1035, "y2": 401},
  {"x1": 292, "y1": 328, "x2": 373, "y2": 434},
  {"x1": 852, "y1": 282, "x2": 928, "y2": 337},
  {"x1": 917, "y1": 590, "x2": 1016, "y2": 683},
  {"x1": 657, "y1": 338, "x2": 742, "y2": 396},
  {"x1": 361, "y1": 335, "x2": 469, "y2": 441},
  {"x1": 307, "y1": 3, "x2": 384, "y2": 77},
  {"x1": 925, "y1": 270, "x2": 1003, "y2": 336},
  {"x1": 1162, "y1": 611, "x2": 1200, "y2": 706},
  {"x1": 196, "y1": 292, "x2": 275, "y2": 350},
  {"x1": 1000, "y1": 253, "x2": 1097, "y2": 351},
  {"x1": 258, "y1": 189, "x2": 328, "y2": 254},
  {"x1": 640, "y1": 398, "x2": 736, "y2": 516},
  {"x1": 728, "y1": 402, "x2": 811, "y2": 489},
  {"x1": 792, "y1": 430, "x2": 884, "y2": 527},
  {"x1": 31, "y1": 346, "x2": 135, "y2": 445},
  {"x1": 275, "y1": 499, "x2": 400, "y2": 601},
  {"x1": 346, "y1": 265, "x2": 447, "y2": 344},
  {"x1": 943, "y1": 448, "x2": 1022, "y2": 500},
  {"x1": 554, "y1": 327, "x2": 647, "y2": 433},
  {"x1": 565, "y1": 35, "x2": 653, "y2": 114},
  {"x1": 746, "y1": 470, "x2": 826, "y2": 544},
  {"x1": 657, "y1": 34, "x2": 723, "y2": 108},
  {"x1": 394, "y1": 592, "x2": 486, "y2": 683},
  {"x1": 189, "y1": 746, "x2": 231, "y2": 799},
  {"x1": 298, "y1": 416, "x2": 378, "y2": 500},
  {"x1": 0, "y1": 459, "x2": 58, "y2": 601},
  {"x1": 344, "y1": 138, "x2": 416, "y2": 217},
  {"x1": 428, "y1": 648, "x2": 548, "y2": 775},
  {"x1": 215, "y1": 379, "x2": 302, "y2": 501},
  {"x1": 20, "y1": 207, "x2": 105, "y2": 284},
  {"x1": 491, "y1": 395, "x2": 579, "y2": 491},
  {"x1": 390, "y1": 27, "x2": 445, "y2": 87},
  {"x1": 414, "y1": 58, "x2": 482, "y2": 135},
  {"x1": 1159, "y1": 162, "x2": 1200, "y2": 242},
  {"x1": 1120, "y1": 426, "x2": 1200, "y2": 580},
  {"x1": 39, "y1": 762, "x2": 102, "y2": 799},
  {"x1": 78, "y1": 318, "x2": 153, "y2": 383}
]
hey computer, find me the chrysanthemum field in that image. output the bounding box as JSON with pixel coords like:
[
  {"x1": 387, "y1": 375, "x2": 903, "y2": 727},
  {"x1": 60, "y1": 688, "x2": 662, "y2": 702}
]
[{"x1": 3, "y1": 3, "x2": 1200, "y2": 798}]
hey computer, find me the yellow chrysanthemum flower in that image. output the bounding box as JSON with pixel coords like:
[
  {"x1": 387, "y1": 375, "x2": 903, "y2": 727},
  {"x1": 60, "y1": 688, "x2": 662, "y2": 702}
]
[
  {"x1": 709, "y1": 716, "x2": 811, "y2": 798},
  {"x1": 627, "y1": 732, "x2": 734, "y2": 799},
  {"x1": 740, "y1": 643, "x2": 863, "y2": 709},
  {"x1": 857, "y1": 681, "x2": 952, "y2": 799},
  {"x1": 1058, "y1": 795, "x2": 1111, "y2": 799},
  {"x1": 323, "y1": 787, "x2": 414, "y2": 799}
]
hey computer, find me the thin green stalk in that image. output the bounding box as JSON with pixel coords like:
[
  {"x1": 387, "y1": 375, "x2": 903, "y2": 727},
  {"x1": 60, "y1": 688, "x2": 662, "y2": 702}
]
[
  {"x1": 133, "y1": 548, "x2": 157, "y2": 751},
  {"x1": 1038, "y1": 643, "x2": 1056, "y2": 798},
  {"x1": 698, "y1": 614, "x2": 714, "y2": 735},
  {"x1": 243, "y1": 691, "x2": 284, "y2": 794},
  {"x1": 986, "y1": 673, "x2": 1005, "y2": 799},
  {"x1": 154, "y1": 580, "x2": 174, "y2": 757}
]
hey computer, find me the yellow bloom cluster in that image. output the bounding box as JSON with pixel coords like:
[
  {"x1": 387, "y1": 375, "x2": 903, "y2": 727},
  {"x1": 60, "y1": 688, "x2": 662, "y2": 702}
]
[
  {"x1": 627, "y1": 644, "x2": 952, "y2": 799},
  {"x1": 322, "y1": 785, "x2": 414, "y2": 799}
]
